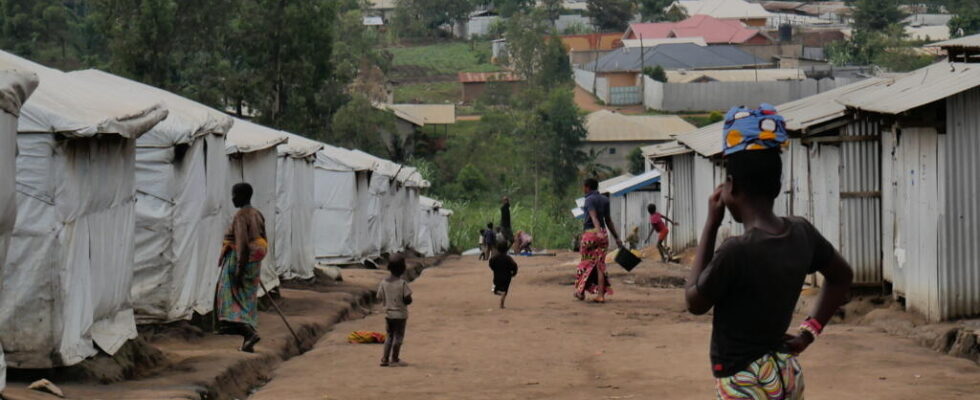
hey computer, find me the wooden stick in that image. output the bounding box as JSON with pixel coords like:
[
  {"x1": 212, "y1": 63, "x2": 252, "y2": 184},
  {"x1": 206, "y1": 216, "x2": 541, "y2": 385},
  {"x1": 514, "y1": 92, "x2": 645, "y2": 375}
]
[{"x1": 258, "y1": 280, "x2": 302, "y2": 346}]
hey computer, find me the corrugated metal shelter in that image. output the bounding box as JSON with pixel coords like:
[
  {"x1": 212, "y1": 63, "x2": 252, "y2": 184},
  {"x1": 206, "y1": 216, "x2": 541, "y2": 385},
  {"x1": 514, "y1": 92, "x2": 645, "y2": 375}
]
[
  {"x1": 0, "y1": 69, "x2": 38, "y2": 393},
  {"x1": 585, "y1": 43, "x2": 770, "y2": 73},
  {"x1": 837, "y1": 61, "x2": 980, "y2": 320},
  {"x1": 585, "y1": 110, "x2": 696, "y2": 142},
  {"x1": 66, "y1": 69, "x2": 234, "y2": 324},
  {"x1": 0, "y1": 51, "x2": 169, "y2": 368},
  {"x1": 225, "y1": 119, "x2": 288, "y2": 294},
  {"x1": 276, "y1": 132, "x2": 323, "y2": 280}
]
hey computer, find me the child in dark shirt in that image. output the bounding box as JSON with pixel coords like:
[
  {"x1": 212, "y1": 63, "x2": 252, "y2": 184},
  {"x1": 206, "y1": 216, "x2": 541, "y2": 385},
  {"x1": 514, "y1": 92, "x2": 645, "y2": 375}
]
[
  {"x1": 489, "y1": 241, "x2": 518, "y2": 309},
  {"x1": 685, "y1": 105, "x2": 853, "y2": 399}
]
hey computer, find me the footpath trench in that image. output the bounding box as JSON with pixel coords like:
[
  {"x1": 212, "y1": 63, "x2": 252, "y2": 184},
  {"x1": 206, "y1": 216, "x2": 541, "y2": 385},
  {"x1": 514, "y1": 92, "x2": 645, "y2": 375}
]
[{"x1": 1, "y1": 257, "x2": 442, "y2": 400}]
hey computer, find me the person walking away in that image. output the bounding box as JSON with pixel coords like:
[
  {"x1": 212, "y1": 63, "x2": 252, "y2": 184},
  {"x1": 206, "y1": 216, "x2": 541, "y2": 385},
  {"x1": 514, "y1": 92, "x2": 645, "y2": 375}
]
[
  {"x1": 489, "y1": 241, "x2": 519, "y2": 309},
  {"x1": 575, "y1": 179, "x2": 623, "y2": 303},
  {"x1": 478, "y1": 228, "x2": 487, "y2": 261},
  {"x1": 378, "y1": 253, "x2": 413, "y2": 367},
  {"x1": 685, "y1": 104, "x2": 853, "y2": 399},
  {"x1": 215, "y1": 183, "x2": 268, "y2": 353},
  {"x1": 500, "y1": 196, "x2": 514, "y2": 245},
  {"x1": 644, "y1": 204, "x2": 677, "y2": 262}
]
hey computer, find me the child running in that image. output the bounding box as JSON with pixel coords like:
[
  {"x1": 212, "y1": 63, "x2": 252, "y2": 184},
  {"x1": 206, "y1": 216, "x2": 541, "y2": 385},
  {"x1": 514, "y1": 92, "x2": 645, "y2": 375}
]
[
  {"x1": 378, "y1": 253, "x2": 413, "y2": 367},
  {"x1": 489, "y1": 241, "x2": 518, "y2": 309},
  {"x1": 685, "y1": 104, "x2": 853, "y2": 399},
  {"x1": 644, "y1": 204, "x2": 676, "y2": 262}
]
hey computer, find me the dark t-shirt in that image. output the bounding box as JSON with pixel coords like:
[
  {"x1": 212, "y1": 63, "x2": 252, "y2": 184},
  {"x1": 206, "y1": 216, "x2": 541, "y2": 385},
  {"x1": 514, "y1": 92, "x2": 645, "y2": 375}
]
[
  {"x1": 582, "y1": 191, "x2": 610, "y2": 230},
  {"x1": 483, "y1": 230, "x2": 497, "y2": 246},
  {"x1": 489, "y1": 254, "x2": 518, "y2": 279},
  {"x1": 501, "y1": 203, "x2": 512, "y2": 230},
  {"x1": 697, "y1": 217, "x2": 836, "y2": 377}
]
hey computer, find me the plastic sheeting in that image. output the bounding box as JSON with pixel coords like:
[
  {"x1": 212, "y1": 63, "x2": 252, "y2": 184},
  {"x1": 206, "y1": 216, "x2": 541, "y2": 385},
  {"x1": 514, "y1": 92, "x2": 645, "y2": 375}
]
[
  {"x1": 66, "y1": 70, "x2": 234, "y2": 323},
  {"x1": 275, "y1": 133, "x2": 321, "y2": 280},
  {"x1": 0, "y1": 69, "x2": 37, "y2": 394},
  {"x1": 312, "y1": 149, "x2": 360, "y2": 264},
  {"x1": 0, "y1": 55, "x2": 166, "y2": 368},
  {"x1": 226, "y1": 119, "x2": 287, "y2": 293}
]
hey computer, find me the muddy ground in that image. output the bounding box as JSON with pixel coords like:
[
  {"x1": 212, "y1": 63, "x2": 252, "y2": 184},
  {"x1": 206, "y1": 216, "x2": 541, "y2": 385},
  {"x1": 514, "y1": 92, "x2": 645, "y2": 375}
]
[{"x1": 251, "y1": 253, "x2": 980, "y2": 400}]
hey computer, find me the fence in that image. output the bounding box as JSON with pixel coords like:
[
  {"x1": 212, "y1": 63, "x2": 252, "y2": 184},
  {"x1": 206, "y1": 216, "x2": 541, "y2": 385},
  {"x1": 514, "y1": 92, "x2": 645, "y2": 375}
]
[
  {"x1": 574, "y1": 68, "x2": 611, "y2": 104},
  {"x1": 643, "y1": 76, "x2": 856, "y2": 112}
]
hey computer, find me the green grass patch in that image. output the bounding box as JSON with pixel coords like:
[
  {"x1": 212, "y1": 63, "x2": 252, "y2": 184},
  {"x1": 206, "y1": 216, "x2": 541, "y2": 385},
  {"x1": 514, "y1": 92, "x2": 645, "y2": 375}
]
[
  {"x1": 394, "y1": 81, "x2": 460, "y2": 104},
  {"x1": 445, "y1": 200, "x2": 579, "y2": 252},
  {"x1": 389, "y1": 41, "x2": 501, "y2": 77}
]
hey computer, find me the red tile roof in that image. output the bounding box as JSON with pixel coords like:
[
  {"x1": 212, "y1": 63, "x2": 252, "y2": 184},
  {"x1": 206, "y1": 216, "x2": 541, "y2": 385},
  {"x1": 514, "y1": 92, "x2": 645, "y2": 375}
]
[
  {"x1": 457, "y1": 71, "x2": 522, "y2": 83},
  {"x1": 624, "y1": 15, "x2": 770, "y2": 45}
]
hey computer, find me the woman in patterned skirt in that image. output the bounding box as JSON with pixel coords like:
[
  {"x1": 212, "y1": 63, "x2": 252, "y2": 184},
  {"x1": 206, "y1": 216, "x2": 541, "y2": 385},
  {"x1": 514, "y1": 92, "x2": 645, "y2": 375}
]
[
  {"x1": 216, "y1": 182, "x2": 268, "y2": 352},
  {"x1": 575, "y1": 178, "x2": 623, "y2": 303}
]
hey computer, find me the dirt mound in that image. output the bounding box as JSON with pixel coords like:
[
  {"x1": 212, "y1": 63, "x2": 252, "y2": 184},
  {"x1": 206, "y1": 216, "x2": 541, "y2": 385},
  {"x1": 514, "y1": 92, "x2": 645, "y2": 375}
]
[{"x1": 8, "y1": 337, "x2": 167, "y2": 385}]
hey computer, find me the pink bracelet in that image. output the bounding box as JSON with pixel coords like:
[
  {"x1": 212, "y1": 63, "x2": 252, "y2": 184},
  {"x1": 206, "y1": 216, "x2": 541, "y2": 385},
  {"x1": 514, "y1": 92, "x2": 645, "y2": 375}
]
[{"x1": 800, "y1": 317, "x2": 823, "y2": 338}]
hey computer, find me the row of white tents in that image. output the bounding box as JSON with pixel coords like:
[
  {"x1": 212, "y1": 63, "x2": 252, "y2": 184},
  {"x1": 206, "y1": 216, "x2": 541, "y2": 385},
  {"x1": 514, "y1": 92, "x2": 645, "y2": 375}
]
[{"x1": 0, "y1": 50, "x2": 451, "y2": 389}]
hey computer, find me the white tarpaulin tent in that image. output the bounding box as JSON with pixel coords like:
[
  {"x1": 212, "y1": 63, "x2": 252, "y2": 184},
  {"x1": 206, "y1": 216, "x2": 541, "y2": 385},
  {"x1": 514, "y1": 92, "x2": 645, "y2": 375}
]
[
  {"x1": 313, "y1": 146, "x2": 366, "y2": 264},
  {"x1": 436, "y1": 208, "x2": 453, "y2": 253},
  {"x1": 276, "y1": 132, "x2": 322, "y2": 280},
  {"x1": 0, "y1": 69, "x2": 38, "y2": 393},
  {"x1": 0, "y1": 51, "x2": 168, "y2": 368},
  {"x1": 67, "y1": 69, "x2": 234, "y2": 324},
  {"x1": 416, "y1": 197, "x2": 441, "y2": 257},
  {"x1": 225, "y1": 119, "x2": 287, "y2": 294}
]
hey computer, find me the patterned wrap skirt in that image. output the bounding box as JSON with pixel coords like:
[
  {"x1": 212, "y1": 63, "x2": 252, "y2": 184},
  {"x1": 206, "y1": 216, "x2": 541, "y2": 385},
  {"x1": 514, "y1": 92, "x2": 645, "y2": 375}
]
[
  {"x1": 716, "y1": 352, "x2": 805, "y2": 400},
  {"x1": 215, "y1": 238, "x2": 268, "y2": 328},
  {"x1": 575, "y1": 229, "x2": 613, "y2": 296}
]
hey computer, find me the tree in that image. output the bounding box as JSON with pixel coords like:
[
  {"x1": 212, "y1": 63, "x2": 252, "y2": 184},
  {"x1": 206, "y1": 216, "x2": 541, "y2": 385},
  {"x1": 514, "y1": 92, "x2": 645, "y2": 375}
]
[
  {"x1": 637, "y1": 0, "x2": 672, "y2": 22},
  {"x1": 393, "y1": 0, "x2": 474, "y2": 37},
  {"x1": 530, "y1": 89, "x2": 587, "y2": 195},
  {"x1": 330, "y1": 95, "x2": 396, "y2": 156},
  {"x1": 643, "y1": 65, "x2": 666, "y2": 82},
  {"x1": 540, "y1": 0, "x2": 564, "y2": 23},
  {"x1": 949, "y1": 10, "x2": 980, "y2": 37},
  {"x1": 580, "y1": 147, "x2": 617, "y2": 180},
  {"x1": 504, "y1": 11, "x2": 572, "y2": 87},
  {"x1": 587, "y1": 0, "x2": 635, "y2": 32},
  {"x1": 457, "y1": 163, "x2": 490, "y2": 197},
  {"x1": 852, "y1": 0, "x2": 905, "y2": 32},
  {"x1": 628, "y1": 147, "x2": 645, "y2": 175}
]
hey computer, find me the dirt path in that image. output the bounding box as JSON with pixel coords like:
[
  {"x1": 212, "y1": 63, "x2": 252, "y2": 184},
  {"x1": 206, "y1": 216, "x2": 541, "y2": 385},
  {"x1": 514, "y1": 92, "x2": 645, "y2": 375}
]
[
  {"x1": 251, "y1": 254, "x2": 980, "y2": 400},
  {"x1": 574, "y1": 86, "x2": 646, "y2": 115}
]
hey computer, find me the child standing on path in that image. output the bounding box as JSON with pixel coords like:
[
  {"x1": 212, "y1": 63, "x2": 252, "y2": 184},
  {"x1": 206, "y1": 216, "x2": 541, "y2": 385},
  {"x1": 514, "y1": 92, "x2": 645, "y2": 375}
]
[
  {"x1": 478, "y1": 228, "x2": 488, "y2": 260},
  {"x1": 645, "y1": 204, "x2": 676, "y2": 262},
  {"x1": 378, "y1": 253, "x2": 413, "y2": 367},
  {"x1": 489, "y1": 241, "x2": 519, "y2": 309},
  {"x1": 685, "y1": 105, "x2": 853, "y2": 399}
]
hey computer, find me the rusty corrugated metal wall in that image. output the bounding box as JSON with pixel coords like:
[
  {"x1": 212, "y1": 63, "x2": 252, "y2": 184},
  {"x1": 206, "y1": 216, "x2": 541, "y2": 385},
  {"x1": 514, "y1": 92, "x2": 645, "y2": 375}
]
[{"x1": 941, "y1": 87, "x2": 980, "y2": 319}]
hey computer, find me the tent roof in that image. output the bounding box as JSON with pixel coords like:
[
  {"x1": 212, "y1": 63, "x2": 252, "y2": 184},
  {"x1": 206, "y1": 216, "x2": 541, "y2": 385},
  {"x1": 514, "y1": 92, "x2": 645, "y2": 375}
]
[
  {"x1": 350, "y1": 149, "x2": 402, "y2": 177},
  {"x1": 928, "y1": 32, "x2": 980, "y2": 48},
  {"x1": 0, "y1": 70, "x2": 38, "y2": 117},
  {"x1": 585, "y1": 110, "x2": 695, "y2": 142},
  {"x1": 320, "y1": 146, "x2": 375, "y2": 171},
  {"x1": 278, "y1": 131, "x2": 324, "y2": 159},
  {"x1": 225, "y1": 118, "x2": 288, "y2": 154},
  {"x1": 0, "y1": 50, "x2": 168, "y2": 139},
  {"x1": 420, "y1": 196, "x2": 443, "y2": 209},
  {"x1": 68, "y1": 69, "x2": 233, "y2": 147}
]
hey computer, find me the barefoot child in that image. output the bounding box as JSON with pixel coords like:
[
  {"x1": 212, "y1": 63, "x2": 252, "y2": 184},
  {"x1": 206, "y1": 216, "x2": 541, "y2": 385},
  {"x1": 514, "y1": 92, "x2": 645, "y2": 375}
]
[
  {"x1": 378, "y1": 253, "x2": 413, "y2": 367},
  {"x1": 478, "y1": 228, "x2": 487, "y2": 261},
  {"x1": 489, "y1": 241, "x2": 518, "y2": 309},
  {"x1": 685, "y1": 104, "x2": 853, "y2": 399},
  {"x1": 644, "y1": 204, "x2": 675, "y2": 262}
]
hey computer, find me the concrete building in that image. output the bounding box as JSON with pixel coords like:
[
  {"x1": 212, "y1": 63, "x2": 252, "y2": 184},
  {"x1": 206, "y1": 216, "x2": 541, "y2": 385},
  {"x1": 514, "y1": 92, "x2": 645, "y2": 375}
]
[
  {"x1": 584, "y1": 110, "x2": 695, "y2": 171},
  {"x1": 458, "y1": 72, "x2": 523, "y2": 103}
]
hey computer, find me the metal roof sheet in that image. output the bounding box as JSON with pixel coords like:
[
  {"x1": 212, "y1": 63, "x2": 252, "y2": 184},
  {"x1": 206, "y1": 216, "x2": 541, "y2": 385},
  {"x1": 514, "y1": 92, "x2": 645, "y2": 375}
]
[
  {"x1": 665, "y1": 68, "x2": 805, "y2": 82},
  {"x1": 388, "y1": 104, "x2": 456, "y2": 124},
  {"x1": 626, "y1": 15, "x2": 769, "y2": 44},
  {"x1": 675, "y1": 77, "x2": 891, "y2": 156},
  {"x1": 620, "y1": 37, "x2": 708, "y2": 48},
  {"x1": 928, "y1": 33, "x2": 980, "y2": 48},
  {"x1": 671, "y1": 0, "x2": 772, "y2": 20},
  {"x1": 457, "y1": 71, "x2": 522, "y2": 83},
  {"x1": 839, "y1": 62, "x2": 980, "y2": 115},
  {"x1": 587, "y1": 43, "x2": 769, "y2": 72},
  {"x1": 585, "y1": 110, "x2": 696, "y2": 142},
  {"x1": 642, "y1": 140, "x2": 693, "y2": 158}
]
